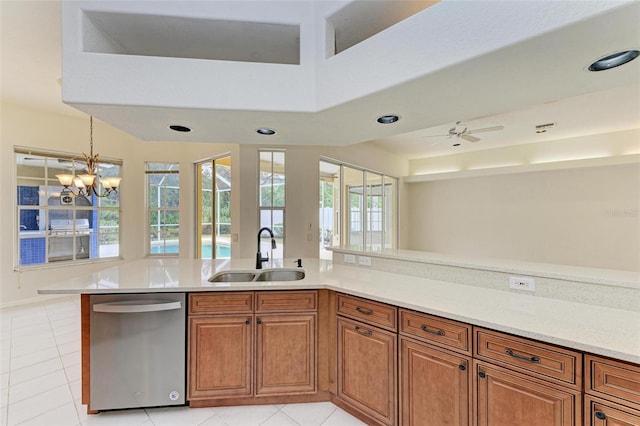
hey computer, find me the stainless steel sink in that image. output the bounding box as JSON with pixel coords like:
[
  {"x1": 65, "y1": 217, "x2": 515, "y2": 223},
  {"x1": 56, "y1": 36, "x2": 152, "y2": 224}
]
[
  {"x1": 208, "y1": 271, "x2": 257, "y2": 283},
  {"x1": 255, "y1": 269, "x2": 305, "y2": 282}
]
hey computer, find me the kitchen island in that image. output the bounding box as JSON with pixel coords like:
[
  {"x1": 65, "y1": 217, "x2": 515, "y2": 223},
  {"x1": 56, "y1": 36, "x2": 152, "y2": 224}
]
[{"x1": 39, "y1": 257, "x2": 640, "y2": 425}]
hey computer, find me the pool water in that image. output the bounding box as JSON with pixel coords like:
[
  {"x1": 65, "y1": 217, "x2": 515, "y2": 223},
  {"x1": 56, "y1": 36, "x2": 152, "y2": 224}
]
[{"x1": 150, "y1": 243, "x2": 230, "y2": 258}]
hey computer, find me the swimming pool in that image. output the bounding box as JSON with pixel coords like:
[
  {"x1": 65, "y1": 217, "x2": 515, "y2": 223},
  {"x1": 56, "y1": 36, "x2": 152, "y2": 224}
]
[{"x1": 150, "y1": 243, "x2": 230, "y2": 258}]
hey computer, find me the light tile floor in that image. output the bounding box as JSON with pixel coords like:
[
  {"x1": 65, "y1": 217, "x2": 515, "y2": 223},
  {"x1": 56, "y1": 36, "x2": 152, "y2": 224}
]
[{"x1": 1, "y1": 296, "x2": 365, "y2": 426}]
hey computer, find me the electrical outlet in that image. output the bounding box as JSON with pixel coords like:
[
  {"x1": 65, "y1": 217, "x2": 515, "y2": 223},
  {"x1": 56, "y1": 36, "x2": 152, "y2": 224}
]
[
  {"x1": 509, "y1": 276, "x2": 536, "y2": 292},
  {"x1": 344, "y1": 254, "x2": 356, "y2": 264},
  {"x1": 358, "y1": 256, "x2": 372, "y2": 267}
]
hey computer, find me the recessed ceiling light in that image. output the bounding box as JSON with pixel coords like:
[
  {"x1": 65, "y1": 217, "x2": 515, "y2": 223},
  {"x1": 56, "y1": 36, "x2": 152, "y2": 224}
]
[
  {"x1": 377, "y1": 115, "x2": 400, "y2": 124},
  {"x1": 169, "y1": 125, "x2": 191, "y2": 132},
  {"x1": 588, "y1": 50, "x2": 639, "y2": 71},
  {"x1": 256, "y1": 128, "x2": 276, "y2": 135}
]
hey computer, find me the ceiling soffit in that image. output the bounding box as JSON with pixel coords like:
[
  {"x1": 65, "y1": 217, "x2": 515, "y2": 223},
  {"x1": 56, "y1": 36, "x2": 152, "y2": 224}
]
[{"x1": 61, "y1": 1, "x2": 639, "y2": 146}]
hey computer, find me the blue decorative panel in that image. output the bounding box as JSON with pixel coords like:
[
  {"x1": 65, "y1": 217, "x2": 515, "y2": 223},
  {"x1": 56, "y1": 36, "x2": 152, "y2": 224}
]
[
  {"x1": 19, "y1": 238, "x2": 46, "y2": 266},
  {"x1": 90, "y1": 234, "x2": 98, "y2": 258}
]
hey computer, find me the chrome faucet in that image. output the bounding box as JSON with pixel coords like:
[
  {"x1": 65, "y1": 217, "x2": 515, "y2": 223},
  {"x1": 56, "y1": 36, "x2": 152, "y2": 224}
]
[{"x1": 256, "y1": 227, "x2": 277, "y2": 269}]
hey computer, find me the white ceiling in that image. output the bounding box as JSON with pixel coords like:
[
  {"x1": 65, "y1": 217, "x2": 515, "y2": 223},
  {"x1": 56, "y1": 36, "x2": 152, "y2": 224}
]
[{"x1": 1, "y1": 0, "x2": 639, "y2": 160}]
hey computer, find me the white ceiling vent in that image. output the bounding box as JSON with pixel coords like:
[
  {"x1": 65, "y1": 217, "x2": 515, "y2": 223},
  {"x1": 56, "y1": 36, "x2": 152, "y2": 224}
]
[{"x1": 82, "y1": 11, "x2": 300, "y2": 65}]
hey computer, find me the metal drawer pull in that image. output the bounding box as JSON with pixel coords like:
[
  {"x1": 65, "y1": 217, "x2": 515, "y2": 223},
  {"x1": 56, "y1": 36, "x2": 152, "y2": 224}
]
[
  {"x1": 355, "y1": 326, "x2": 373, "y2": 336},
  {"x1": 594, "y1": 410, "x2": 606, "y2": 420},
  {"x1": 421, "y1": 324, "x2": 445, "y2": 336},
  {"x1": 505, "y1": 348, "x2": 540, "y2": 363},
  {"x1": 356, "y1": 307, "x2": 373, "y2": 315}
]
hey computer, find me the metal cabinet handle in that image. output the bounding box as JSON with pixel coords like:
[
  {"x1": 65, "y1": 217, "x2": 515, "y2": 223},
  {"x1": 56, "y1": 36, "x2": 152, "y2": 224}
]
[
  {"x1": 245, "y1": 319, "x2": 251, "y2": 325},
  {"x1": 505, "y1": 348, "x2": 540, "y2": 363},
  {"x1": 421, "y1": 324, "x2": 445, "y2": 336},
  {"x1": 356, "y1": 307, "x2": 373, "y2": 315},
  {"x1": 459, "y1": 364, "x2": 466, "y2": 371},
  {"x1": 93, "y1": 300, "x2": 182, "y2": 313},
  {"x1": 257, "y1": 318, "x2": 262, "y2": 325},
  {"x1": 594, "y1": 410, "x2": 607, "y2": 420},
  {"x1": 355, "y1": 326, "x2": 373, "y2": 336},
  {"x1": 478, "y1": 370, "x2": 486, "y2": 379}
]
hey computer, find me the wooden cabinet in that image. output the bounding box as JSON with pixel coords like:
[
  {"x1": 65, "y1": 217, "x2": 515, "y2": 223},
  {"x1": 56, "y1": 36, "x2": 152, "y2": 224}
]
[
  {"x1": 337, "y1": 293, "x2": 397, "y2": 331},
  {"x1": 475, "y1": 327, "x2": 581, "y2": 388},
  {"x1": 585, "y1": 396, "x2": 640, "y2": 426},
  {"x1": 336, "y1": 304, "x2": 397, "y2": 426},
  {"x1": 584, "y1": 355, "x2": 640, "y2": 425},
  {"x1": 188, "y1": 291, "x2": 317, "y2": 403},
  {"x1": 473, "y1": 327, "x2": 582, "y2": 426},
  {"x1": 399, "y1": 309, "x2": 472, "y2": 425},
  {"x1": 400, "y1": 337, "x2": 471, "y2": 426},
  {"x1": 256, "y1": 313, "x2": 316, "y2": 396},
  {"x1": 189, "y1": 315, "x2": 253, "y2": 399},
  {"x1": 474, "y1": 360, "x2": 581, "y2": 426}
]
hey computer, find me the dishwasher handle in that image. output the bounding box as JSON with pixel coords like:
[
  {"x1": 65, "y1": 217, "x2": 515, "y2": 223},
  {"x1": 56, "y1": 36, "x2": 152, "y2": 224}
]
[{"x1": 93, "y1": 300, "x2": 182, "y2": 313}]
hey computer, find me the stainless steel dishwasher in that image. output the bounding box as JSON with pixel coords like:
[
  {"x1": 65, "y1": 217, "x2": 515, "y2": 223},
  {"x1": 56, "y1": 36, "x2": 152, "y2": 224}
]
[{"x1": 89, "y1": 293, "x2": 186, "y2": 411}]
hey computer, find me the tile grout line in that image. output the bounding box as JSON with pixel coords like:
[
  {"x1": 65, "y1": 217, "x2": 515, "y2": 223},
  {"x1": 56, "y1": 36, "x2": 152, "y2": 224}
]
[
  {"x1": 47, "y1": 300, "x2": 83, "y2": 426},
  {"x1": 6, "y1": 303, "x2": 68, "y2": 426}
]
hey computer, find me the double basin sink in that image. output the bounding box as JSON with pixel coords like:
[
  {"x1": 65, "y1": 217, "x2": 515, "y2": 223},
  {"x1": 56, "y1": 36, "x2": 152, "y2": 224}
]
[{"x1": 209, "y1": 268, "x2": 305, "y2": 283}]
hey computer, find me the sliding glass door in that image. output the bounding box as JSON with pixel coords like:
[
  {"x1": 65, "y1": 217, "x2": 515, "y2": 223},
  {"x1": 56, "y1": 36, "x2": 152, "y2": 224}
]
[{"x1": 196, "y1": 156, "x2": 231, "y2": 259}]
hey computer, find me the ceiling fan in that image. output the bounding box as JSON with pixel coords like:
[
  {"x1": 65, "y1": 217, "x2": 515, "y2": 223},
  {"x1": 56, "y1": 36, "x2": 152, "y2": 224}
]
[{"x1": 422, "y1": 121, "x2": 504, "y2": 143}]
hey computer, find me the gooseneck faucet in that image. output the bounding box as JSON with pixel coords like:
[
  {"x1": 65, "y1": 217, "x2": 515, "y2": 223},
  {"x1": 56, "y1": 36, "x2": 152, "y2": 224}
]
[{"x1": 256, "y1": 227, "x2": 277, "y2": 269}]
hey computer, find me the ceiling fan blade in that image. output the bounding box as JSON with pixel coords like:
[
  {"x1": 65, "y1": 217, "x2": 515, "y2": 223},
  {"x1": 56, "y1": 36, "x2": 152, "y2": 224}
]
[
  {"x1": 466, "y1": 125, "x2": 504, "y2": 135},
  {"x1": 420, "y1": 134, "x2": 450, "y2": 138},
  {"x1": 460, "y1": 134, "x2": 480, "y2": 143}
]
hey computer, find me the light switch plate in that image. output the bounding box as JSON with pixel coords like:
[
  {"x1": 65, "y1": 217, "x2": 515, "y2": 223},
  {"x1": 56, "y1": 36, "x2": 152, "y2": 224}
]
[
  {"x1": 358, "y1": 256, "x2": 372, "y2": 267},
  {"x1": 344, "y1": 254, "x2": 356, "y2": 264}
]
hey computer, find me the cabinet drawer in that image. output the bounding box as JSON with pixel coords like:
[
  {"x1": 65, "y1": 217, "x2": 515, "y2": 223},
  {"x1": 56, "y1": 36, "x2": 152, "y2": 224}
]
[
  {"x1": 255, "y1": 291, "x2": 317, "y2": 313},
  {"x1": 337, "y1": 293, "x2": 397, "y2": 332},
  {"x1": 400, "y1": 309, "x2": 471, "y2": 355},
  {"x1": 474, "y1": 327, "x2": 582, "y2": 388},
  {"x1": 585, "y1": 355, "x2": 640, "y2": 410},
  {"x1": 189, "y1": 292, "x2": 253, "y2": 315}
]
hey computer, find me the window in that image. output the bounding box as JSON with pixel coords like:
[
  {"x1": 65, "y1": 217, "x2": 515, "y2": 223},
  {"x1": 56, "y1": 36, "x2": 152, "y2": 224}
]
[
  {"x1": 196, "y1": 156, "x2": 231, "y2": 259},
  {"x1": 15, "y1": 147, "x2": 122, "y2": 268},
  {"x1": 259, "y1": 151, "x2": 285, "y2": 259},
  {"x1": 319, "y1": 159, "x2": 398, "y2": 259},
  {"x1": 146, "y1": 162, "x2": 179, "y2": 255}
]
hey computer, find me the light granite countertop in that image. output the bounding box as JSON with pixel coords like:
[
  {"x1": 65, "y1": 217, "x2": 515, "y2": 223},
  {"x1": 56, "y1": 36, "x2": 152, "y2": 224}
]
[{"x1": 38, "y1": 257, "x2": 640, "y2": 364}]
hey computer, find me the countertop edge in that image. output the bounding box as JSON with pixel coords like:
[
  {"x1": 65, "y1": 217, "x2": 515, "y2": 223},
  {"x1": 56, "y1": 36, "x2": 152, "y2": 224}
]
[{"x1": 38, "y1": 280, "x2": 640, "y2": 365}]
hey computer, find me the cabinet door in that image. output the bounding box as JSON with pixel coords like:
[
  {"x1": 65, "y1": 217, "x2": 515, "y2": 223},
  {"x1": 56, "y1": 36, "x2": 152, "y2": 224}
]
[
  {"x1": 188, "y1": 315, "x2": 253, "y2": 399},
  {"x1": 475, "y1": 361, "x2": 580, "y2": 426},
  {"x1": 337, "y1": 317, "x2": 397, "y2": 426},
  {"x1": 585, "y1": 396, "x2": 640, "y2": 426},
  {"x1": 400, "y1": 337, "x2": 471, "y2": 426},
  {"x1": 255, "y1": 313, "x2": 316, "y2": 396}
]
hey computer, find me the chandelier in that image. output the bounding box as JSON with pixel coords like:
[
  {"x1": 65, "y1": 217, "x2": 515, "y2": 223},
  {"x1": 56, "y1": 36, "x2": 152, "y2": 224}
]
[{"x1": 55, "y1": 116, "x2": 121, "y2": 198}]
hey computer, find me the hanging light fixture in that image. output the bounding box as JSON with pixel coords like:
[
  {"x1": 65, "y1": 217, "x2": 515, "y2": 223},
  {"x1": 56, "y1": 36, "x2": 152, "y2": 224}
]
[{"x1": 56, "y1": 116, "x2": 121, "y2": 198}]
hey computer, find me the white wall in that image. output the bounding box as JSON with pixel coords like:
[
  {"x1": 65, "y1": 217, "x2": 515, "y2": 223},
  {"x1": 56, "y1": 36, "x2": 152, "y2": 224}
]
[
  {"x1": 406, "y1": 162, "x2": 640, "y2": 271},
  {"x1": 235, "y1": 142, "x2": 409, "y2": 259},
  {"x1": 1, "y1": 103, "x2": 409, "y2": 305},
  {"x1": 1, "y1": 102, "x2": 237, "y2": 305}
]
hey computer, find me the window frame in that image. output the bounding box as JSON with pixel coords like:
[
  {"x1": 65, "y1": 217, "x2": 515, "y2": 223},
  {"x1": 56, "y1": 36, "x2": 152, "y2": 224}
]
[
  {"x1": 146, "y1": 162, "x2": 180, "y2": 257},
  {"x1": 14, "y1": 146, "x2": 123, "y2": 270},
  {"x1": 258, "y1": 150, "x2": 286, "y2": 259},
  {"x1": 319, "y1": 157, "x2": 398, "y2": 255},
  {"x1": 195, "y1": 155, "x2": 232, "y2": 259}
]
